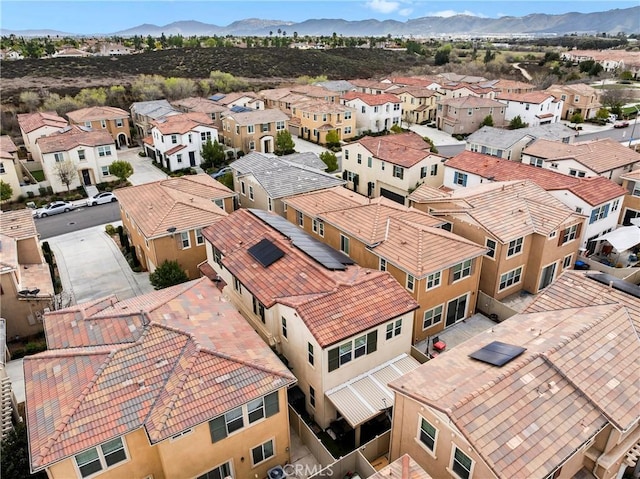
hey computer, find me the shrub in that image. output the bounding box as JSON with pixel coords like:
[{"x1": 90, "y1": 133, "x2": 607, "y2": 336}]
[
  {"x1": 38, "y1": 187, "x2": 47, "y2": 196},
  {"x1": 138, "y1": 150, "x2": 147, "y2": 157},
  {"x1": 24, "y1": 342, "x2": 46, "y2": 355},
  {"x1": 27, "y1": 191, "x2": 34, "y2": 198},
  {"x1": 149, "y1": 260, "x2": 189, "y2": 289},
  {"x1": 105, "y1": 224, "x2": 117, "y2": 236}
]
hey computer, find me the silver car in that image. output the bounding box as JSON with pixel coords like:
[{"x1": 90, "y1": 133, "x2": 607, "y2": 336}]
[{"x1": 33, "y1": 201, "x2": 74, "y2": 218}]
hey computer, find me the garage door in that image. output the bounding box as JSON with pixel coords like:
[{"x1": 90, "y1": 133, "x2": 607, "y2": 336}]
[{"x1": 380, "y1": 188, "x2": 405, "y2": 205}]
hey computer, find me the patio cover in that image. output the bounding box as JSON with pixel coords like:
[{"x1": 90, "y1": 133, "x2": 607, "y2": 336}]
[
  {"x1": 595, "y1": 225, "x2": 640, "y2": 253},
  {"x1": 325, "y1": 354, "x2": 421, "y2": 428}
]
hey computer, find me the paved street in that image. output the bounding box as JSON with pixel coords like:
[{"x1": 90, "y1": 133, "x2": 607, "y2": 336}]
[{"x1": 36, "y1": 202, "x2": 121, "y2": 239}]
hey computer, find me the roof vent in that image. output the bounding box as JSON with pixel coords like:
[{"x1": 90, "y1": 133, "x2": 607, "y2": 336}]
[{"x1": 469, "y1": 341, "x2": 526, "y2": 367}]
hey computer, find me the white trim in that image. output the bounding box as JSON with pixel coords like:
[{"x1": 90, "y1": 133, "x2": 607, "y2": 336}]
[
  {"x1": 416, "y1": 414, "x2": 438, "y2": 458},
  {"x1": 250, "y1": 437, "x2": 275, "y2": 467}
]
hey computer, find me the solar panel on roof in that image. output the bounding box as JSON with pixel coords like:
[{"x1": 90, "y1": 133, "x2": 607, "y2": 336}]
[
  {"x1": 469, "y1": 341, "x2": 526, "y2": 367},
  {"x1": 587, "y1": 272, "x2": 640, "y2": 299},
  {"x1": 248, "y1": 238, "x2": 285, "y2": 268},
  {"x1": 230, "y1": 105, "x2": 254, "y2": 113},
  {"x1": 209, "y1": 94, "x2": 225, "y2": 101}
]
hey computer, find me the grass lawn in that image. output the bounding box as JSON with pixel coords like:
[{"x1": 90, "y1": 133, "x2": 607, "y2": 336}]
[{"x1": 31, "y1": 169, "x2": 45, "y2": 181}]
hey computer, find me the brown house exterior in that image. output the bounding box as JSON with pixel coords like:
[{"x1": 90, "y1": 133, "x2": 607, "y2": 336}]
[
  {"x1": 115, "y1": 174, "x2": 236, "y2": 279},
  {"x1": 221, "y1": 109, "x2": 289, "y2": 154},
  {"x1": 546, "y1": 83, "x2": 602, "y2": 120},
  {"x1": 620, "y1": 168, "x2": 640, "y2": 225},
  {"x1": 67, "y1": 106, "x2": 131, "y2": 147},
  {"x1": 436, "y1": 96, "x2": 506, "y2": 135}
]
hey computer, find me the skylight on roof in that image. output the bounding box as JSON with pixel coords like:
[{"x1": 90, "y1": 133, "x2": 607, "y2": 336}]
[{"x1": 469, "y1": 341, "x2": 526, "y2": 367}]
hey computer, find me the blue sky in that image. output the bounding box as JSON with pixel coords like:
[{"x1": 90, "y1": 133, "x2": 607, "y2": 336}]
[{"x1": 1, "y1": 0, "x2": 638, "y2": 34}]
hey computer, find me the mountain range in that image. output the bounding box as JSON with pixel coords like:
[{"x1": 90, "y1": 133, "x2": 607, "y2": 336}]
[{"x1": 3, "y1": 7, "x2": 639, "y2": 38}]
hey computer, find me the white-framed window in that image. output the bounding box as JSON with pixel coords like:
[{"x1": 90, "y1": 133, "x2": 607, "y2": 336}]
[
  {"x1": 344, "y1": 150, "x2": 350, "y2": 160},
  {"x1": 344, "y1": 111, "x2": 352, "y2": 119},
  {"x1": 590, "y1": 204, "x2": 610, "y2": 224},
  {"x1": 195, "y1": 228, "x2": 204, "y2": 245},
  {"x1": 423, "y1": 305, "x2": 443, "y2": 329},
  {"x1": 454, "y1": 171, "x2": 468, "y2": 186},
  {"x1": 386, "y1": 319, "x2": 402, "y2": 340},
  {"x1": 561, "y1": 224, "x2": 578, "y2": 244},
  {"x1": 249, "y1": 140, "x2": 255, "y2": 150},
  {"x1": 297, "y1": 211, "x2": 304, "y2": 227},
  {"x1": 267, "y1": 197, "x2": 273, "y2": 211},
  {"x1": 328, "y1": 331, "x2": 377, "y2": 371},
  {"x1": 507, "y1": 237, "x2": 524, "y2": 257},
  {"x1": 180, "y1": 231, "x2": 190, "y2": 249},
  {"x1": 632, "y1": 184, "x2": 640, "y2": 197},
  {"x1": 379, "y1": 258, "x2": 387, "y2": 271},
  {"x1": 549, "y1": 230, "x2": 557, "y2": 239},
  {"x1": 499, "y1": 266, "x2": 523, "y2": 291},
  {"x1": 312, "y1": 218, "x2": 324, "y2": 237},
  {"x1": 451, "y1": 446, "x2": 474, "y2": 479},
  {"x1": 563, "y1": 254, "x2": 573, "y2": 269},
  {"x1": 418, "y1": 416, "x2": 437, "y2": 453},
  {"x1": 485, "y1": 238, "x2": 496, "y2": 259},
  {"x1": 171, "y1": 134, "x2": 178, "y2": 144},
  {"x1": 241, "y1": 181, "x2": 246, "y2": 195},
  {"x1": 276, "y1": 121, "x2": 285, "y2": 130},
  {"x1": 53, "y1": 152, "x2": 64, "y2": 162},
  {"x1": 78, "y1": 149, "x2": 86, "y2": 161},
  {"x1": 406, "y1": 274, "x2": 415, "y2": 292},
  {"x1": 116, "y1": 118, "x2": 124, "y2": 127},
  {"x1": 340, "y1": 234, "x2": 350, "y2": 255},
  {"x1": 367, "y1": 156, "x2": 372, "y2": 168},
  {"x1": 97, "y1": 146, "x2": 111, "y2": 157},
  {"x1": 394, "y1": 103, "x2": 400, "y2": 111},
  {"x1": 196, "y1": 461, "x2": 232, "y2": 479},
  {"x1": 251, "y1": 439, "x2": 275, "y2": 466},
  {"x1": 100, "y1": 120, "x2": 107, "y2": 129},
  {"x1": 209, "y1": 392, "x2": 279, "y2": 443},
  {"x1": 233, "y1": 276, "x2": 242, "y2": 293},
  {"x1": 201, "y1": 131, "x2": 212, "y2": 141},
  {"x1": 550, "y1": 162, "x2": 558, "y2": 169},
  {"x1": 393, "y1": 165, "x2": 404, "y2": 179},
  {"x1": 357, "y1": 153, "x2": 362, "y2": 164},
  {"x1": 569, "y1": 168, "x2": 586, "y2": 177},
  {"x1": 249, "y1": 185, "x2": 254, "y2": 200},
  {"x1": 344, "y1": 126, "x2": 352, "y2": 134},
  {"x1": 281, "y1": 316, "x2": 288, "y2": 338},
  {"x1": 235, "y1": 125, "x2": 240, "y2": 135},
  {"x1": 85, "y1": 121, "x2": 92, "y2": 128},
  {"x1": 0, "y1": 162, "x2": 4, "y2": 174},
  {"x1": 531, "y1": 158, "x2": 543, "y2": 168},
  {"x1": 262, "y1": 123, "x2": 270, "y2": 132},
  {"x1": 224, "y1": 408, "x2": 246, "y2": 435},
  {"x1": 248, "y1": 396, "x2": 267, "y2": 423},
  {"x1": 451, "y1": 259, "x2": 472, "y2": 282},
  {"x1": 420, "y1": 166, "x2": 428, "y2": 179},
  {"x1": 612, "y1": 199, "x2": 620, "y2": 212},
  {"x1": 430, "y1": 164, "x2": 438, "y2": 176},
  {"x1": 374, "y1": 106, "x2": 379, "y2": 113},
  {"x1": 248, "y1": 124, "x2": 255, "y2": 134},
  {"x1": 426, "y1": 271, "x2": 441, "y2": 290},
  {"x1": 309, "y1": 386, "x2": 316, "y2": 408},
  {"x1": 170, "y1": 428, "x2": 193, "y2": 441},
  {"x1": 101, "y1": 166, "x2": 110, "y2": 176},
  {"x1": 176, "y1": 154, "x2": 182, "y2": 163},
  {"x1": 74, "y1": 437, "x2": 128, "y2": 478},
  {"x1": 381, "y1": 161, "x2": 385, "y2": 171}
]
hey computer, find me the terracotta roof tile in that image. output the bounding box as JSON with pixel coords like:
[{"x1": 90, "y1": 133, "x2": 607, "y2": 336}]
[
  {"x1": 17, "y1": 111, "x2": 68, "y2": 134},
  {"x1": 354, "y1": 132, "x2": 435, "y2": 168},
  {"x1": 66, "y1": 106, "x2": 129, "y2": 122},
  {"x1": 36, "y1": 127, "x2": 113, "y2": 154},
  {"x1": 0, "y1": 135, "x2": 18, "y2": 156},
  {"x1": 0, "y1": 209, "x2": 38, "y2": 240},
  {"x1": 170, "y1": 97, "x2": 228, "y2": 114},
  {"x1": 283, "y1": 187, "x2": 369, "y2": 216},
  {"x1": 151, "y1": 112, "x2": 214, "y2": 135},
  {"x1": 496, "y1": 91, "x2": 557, "y2": 104},
  {"x1": 342, "y1": 92, "x2": 401, "y2": 106},
  {"x1": 439, "y1": 96, "x2": 504, "y2": 108}
]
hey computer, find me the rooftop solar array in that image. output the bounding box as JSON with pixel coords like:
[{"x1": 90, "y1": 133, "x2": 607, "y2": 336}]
[
  {"x1": 209, "y1": 94, "x2": 225, "y2": 101},
  {"x1": 250, "y1": 209, "x2": 355, "y2": 270},
  {"x1": 230, "y1": 105, "x2": 254, "y2": 113},
  {"x1": 469, "y1": 341, "x2": 526, "y2": 367},
  {"x1": 248, "y1": 238, "x2": 285, "y2": 268},
  {"x1": 588, "y1": 272, "x2": 640, "y2": 299}
]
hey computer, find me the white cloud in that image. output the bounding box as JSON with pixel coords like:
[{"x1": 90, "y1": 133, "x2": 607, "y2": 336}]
[
  {"x1": 365, "y1": 0, "x2": 401, "y2": 14},
  {"x1": 398, "y1": 8, "x2": 414, "y2": 16},
  {"x1": 427, "y1": 9, "x2": 487, "y2": 18}
]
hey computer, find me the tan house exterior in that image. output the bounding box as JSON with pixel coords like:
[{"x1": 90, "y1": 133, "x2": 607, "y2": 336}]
[
  {"x1": 546, "y1": 83, "x2": 602, "y2": 120},
  {"x1": 284, "y1": 188, "x2": 487, "y2": 342},
  {"x1": 202, "y1": 208, "x2": 420, "y2": 437},
  {"x1": 170, "y1": 96, "x2": 229, "y2": 132},
  {"x1": 393, "y1": 87, "x2": 440, "y2": 124},
  {"x1": 0, "y1": 135, "x2": 23, "y2": 201},
  {"x1": 115, "y1": 174, "x2": 235, "y2": 279},
  {"x1": 409, "y1": 180, "x2": 586, "y2": 300},
  {"x1": 436, "y1": 96, "x2": 506, "y2": 134},
  {"x1": 620, "y1": 169, "x2": 640, "y2": 226},
  {"x1": 389, "y1": 270, "x2": 640, "y2": 479},
  {"x1": 17, "y1": 111, "x2": 68, "y2": 162},
  {"x1": 341, "y1": 132, "x2": 445, "y2": 204},
  {"x1": 67, "y1": 106, "x2": 131, "y2": 147},
  {"x1": 0, "y1": 210, "x2": 54, "y2": 339},
  {"x1": 290, "y1": 98, "x2": 357, "y2": 144},
  {"x1": 221, "y1": 108, "x2": 289, "y2": 154},
  {"x1": 24, "y1": 277, "x2": 296, "y2": 479},
  {"x1": 129, "y1": 99, "x2": 179, "y2": 139}
]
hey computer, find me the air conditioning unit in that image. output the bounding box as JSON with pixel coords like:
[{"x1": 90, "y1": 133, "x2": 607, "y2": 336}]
[{"x1": 267, "y1": 465, "x2": 287, "y2": 479}]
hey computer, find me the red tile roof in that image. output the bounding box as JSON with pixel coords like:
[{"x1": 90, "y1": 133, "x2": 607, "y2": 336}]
[
  {"x1": 66, "y1": 106, "x2": 129, "y2": 122},
  {"x1": 342, "y1": 92, "x2": 401, "y2": 106},
  {"x1": 0, "y1": 135, "x2": 18, "y2": 156},
  {"x1": 203, "y1": 209, "x2": 418, "y2": 347},
  {"x1": 151, "y1": 112, "x2": 214, "y2": 135},
  {"x1": 446, "y1": 151, "x2": 627, "y2": 206},
  {"x1": 354, "y1": 132, "x2": 435, "y2": 168},
  {"x1": 496, "y1": 91, "x2": 557, "y2": 104},
  {"x1": 17, "y1": 111, "x2": 68, "y2": 133},
  {"x1": 25, "y1": 278, "x2": 295, "y2": 471},
  {"x1": 36, "y1": 127, "x2": 113, "y2": 154}
]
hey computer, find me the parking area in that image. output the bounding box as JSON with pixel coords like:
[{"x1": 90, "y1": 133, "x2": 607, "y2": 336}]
[{"x1": 118, "y1": 146, "x2": 168, "y2": 185}]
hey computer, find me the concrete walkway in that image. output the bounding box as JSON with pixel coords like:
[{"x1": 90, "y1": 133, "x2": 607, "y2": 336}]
[
  {"x1": 119, "y1": 146, "x2": 168, "y2": 186},
  {"x1": 47, "y1": 223, "x2": 154, "y2": 305}
]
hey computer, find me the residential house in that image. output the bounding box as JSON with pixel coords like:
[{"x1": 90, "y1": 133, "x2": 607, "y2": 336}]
[
  {"x1": 521, "y1": 138, "x2": 640, "y2": 184},
  {"x1": 290, "y1": 98, "x2": 357, "y2": 143},
  {"x1": 96, "y1": 42, "x2": 133, "y2": 56},
  {"x1": 24, "y1": 277, "x2": 296, "y2": 479},
  {"x1": 438, "y1": 82, "x2": 497, "y2": 100},
  {"x1": 0, "y1": 135, "x2": 23, "y2": 201},
  {"x1": 52, "y1": 47, "x2": 90, "y2": 57},
  {"x1": 147, "y1": 112, "x2": 217, "y2": 171},
  {"x1": 221, "y1": 109, "x2": 289, "y2": 154},
  {"x1": 393, "y1": 87, "x2": 440, "y2": 124},
  {"x1": 17, "y1": 111, "x2": 68, "y2": 162},
  {"x1": 408, "y1": 180, "x2": 586, "y2": 300},
  {"x1": 170, "y1": 96, "x2": 228, "y2": 132},
  {"x1": 561, "y1": 50, "x2": 640, "y2": 78},
  {"x1": 0, "y1": 49, "x2": 24, "y2": 60},
  {"x1": 619, "y1": 168, "x2": 640, "y2": 225},
  {"x1": 313, "y1": 80, "x2": 356, "y2": 95},
  {"x1": 482, "y1": 78, "x2": 535, "y2": 94},
  {"x1": 115, "y1": 174, "x2": 234, "y2": 279},
  {"x1": 67, "y1": 106, "x2": 131, "y2": 147},
  {"x1": 380, "y1": 76, "x2": 443, "y2": 90},
  {"x1": 496, "y1": 91, "x2": 563, "y2": 126},
  {"x1": 342, "y1": 132, "x2": 445, "y2": 203},
  {"x1": 36, "y1": 126, "x2": 119, "y2": 193},
  {"x1": 436, "y1": 73, "x2": 487, "y2": 84},
  {"x1": 342, "y1": 92, "x2": 402, "y2": 134},
  {"x1": 0, "y1": 210, "x2": 54, "y2": 339},
  {"x1": 210, "y1": 91, "x2": 265, "y2": 110},
  {"x1": 444, "y1": 151, "x2": 626, "y2": 252},
  {"x1": 258, "y1": 87, "x2": 304, "y2": 111},
  {"x1": 465, "y1": 124, "x2": 575, "y2": 162},
  {"x1": 436, "y1": 96, "x2": 506, "y2": 134},
  {"x1": 283, "y1": 188, "x2": 487, "y2": 342},
  {"x1": 389, "y1": 270, "x2": 640, "y2": 479},
  {"x1": 546, "y1": 83, "x2": 602, "y2": 120},
  {"x1": 202, "y1": 208, "x2": 420, "y2": 440},
  {"x1": 130, "y1": 99, "x2": 179, "y2": 139},
  {"x1": 349, "y1": 79, "x2": 396, "y2": 95},
  {"x1": 1, "y1": 318, "x2": 20, "y2": 439},
  {"x1": 229, "y1": 152, "x2": 344, "y2": 216},
  {"x1": 288, "y1": 84, "x2": 339, "y2": 103}
]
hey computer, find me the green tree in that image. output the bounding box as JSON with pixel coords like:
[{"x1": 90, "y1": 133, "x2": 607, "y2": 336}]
[
  {"x1": 483, "y1": 48, "x2": 496, "y2": 64},
  {"x1": 209, "y1": 70, "x2": 249, "y2": 93},
  {"x1": 0, "y1": 179, "x2": 13, "y2": 203},
  {"x1": 421, "y1": 136, "x2": 438, "y2": 154},
  {"x1": 481, "y1": 115, "x2": 494, "y2": 127},
  {"x1": 109, "y1": 160, "x2": 134, "y2": 181},
  {"x1": 53, "y1": 159, "x2": 78, "y2": 192},
  {"x1": 319, "y1": 151, "x2": 338, "y2": 172},
  {"x1": 619, "y1": 70, "x2": 634, "y2": 81},
  {"x1": 325, "y1": 130, "x2": 340, "y2": 149},
  {"x1": 201, "y1": 139, "x2": 225, "y2": 169},
  {"x1": 434, "y1": 45, "x2": 451, "y2": 65},
  {"x1": 162, "y1": 77, "x2": 196, "y2": 100},
  {"x1": 588, "y1": 62, "x2": 603, "y2": 76},
  {"x1": 149, "y1": 260, "x2": 189, "y2": 289},
  {"x1": 131, "y1": 74, "x2": 165, "y2": 101},
  {"x1": 595, "y1": 108, "x2": 610, "y2": 120},
  {"x1": 1, "y1": 423, "x2": 47, "y2": 479},
  {"x1": 145, "y1": 35, "x2": 155, "y2": 51},
  {"x1": 19, "y1": 90, "x2": 40, "y2": 112},
  {"x1": 509, "y1": 115, "x2": 529, "y2": 129},
  {"x1": 275, "y1": 130, "x2": 295, "y2": 155},
  {"x1": 75, "y1": 87, "x2": 107, "y2": 107},
  {"x1": 570, "y1": 113, "x2": 584, "y2": 125}
]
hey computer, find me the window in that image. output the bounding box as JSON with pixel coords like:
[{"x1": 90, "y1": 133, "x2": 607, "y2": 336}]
[
  {"x1": 195, "y1": 228, "x2": 204, "y2": 245},
  {"x1": 394, "y1": 103, "x2": 400, "y2": 111},
  {"x1": 507, "y1": 237, "x2": 524, "y2": 257},
  {"x1": 420, "y1": 166, "x2": 428, "y2": 179},
  {"x1": 308, "y1": 342, "x2": 314, "y2": 365},
  {"x1": 249, "y1": 140, "x2": 255, "y2": 150},
  {"x1": 485, "y1": 238, "x2": 496, "y2": 258},
  {"x1": 209, "y1": 392, "x2": 279, "y2": 442},
  {"x1": 74, "y1": 437, "x2": 127, "y2": 478},
  {"x1": 344, "y1": 111, "x2": 352, "y2": 120},
  {"x1": 249, "y1": 185, "x2": 254, "y2": 200},
  {"x1": 563, "y1": 254, "x2": 573, "y2": 269},
  {"x1": 309, "y1": 386, "x2": 316, "y2": 408},
  {"x1": 451, "y1": 259, "x2": 472, "y2": 282},
  {"x1": 340, "y1": 234, "x2": 350, "y2": 255},
  {"x1": 561, "y1": 224, "x2": 578, "y2": 244},
  {"x1": 550, "y1": 162, "x2": 558, "y2": 169},
  {"x1": 248, "y1": 124, "x2": 255, "y2": 134},
  {"x1": 248, "y1": 397, "x2": 266, "y2": 423},
  {"x1": 328, "y1": 331, "x2": 377, "y2": 371},
  {"x1": 97, "y1": 146, "x2": 111, "y2": 157},
  {"x1": 171, "y1": 134, "x2": 177, "y2": 144},
  {"x1": 312, "y1": 219, "x2": 324, "y2": 237},
  {"x1": 252, "y1": 296, "x2": 265, "y2": 323},
  {"x1": 357, "y1": 153, "x2": 362, "y2": 164},
  {"x1": 589, "y1": 205, "x2": 609, "y2": 224},
  {"x1": 54, "y1": 152, "x2": 64, "y2": 162},
  {"x1": 419, "y1": 417, "x2": 437, "y2": 452},
  {"x1": 197, "y1": 462, "x2": 232, "y2": 479},
  {"x1": 85, "y1": 121, "x2": 92, "y2": 128},
  {"x1": 276, "y1": 121, "x2": 285, "y2": 130},
  {"x1": 177, "y1": 154, "x2": 182, "y2": 163},
  {"x1": 406, "y1": 274, "x2": 415, "y2": 292},
  {"x1": 100, "y1": 120, "x2": 107, "y2": 129},
  {"x1": 262, "y1": 123, "x2": 270, "y2": 132},
  {"x1": 367, "y1": 156, "x2": 372, "y2": 168},
  {"x1": 235, "y1": 125, "x2": 240, "y2": 135},
  {"x1": 393, "y1": 165, "x2": 404, "y2": 179},
  {"x1": 201, "y1": 131, "x2": 212, "y2": 141},
  {"x1": 101, "y1": 166, "x2": 110, "y2": 176},
  {"x1": 499, "y1": 266, "x2": 523, "y2": 291},
  {"x1": 452, "y1": 447, "x2": 473, "y2": 479},
  {"x1": 241, "y1": 181, "x2": 246, "y2": 195},
  {"x1": 430, "y1": 164, "x2": 438, "y2": 176},
  {"x1": 379, "y1": 258, "x2": 387, "y2": 271},
  {"x1": 282, "y1": 317, "x2": 287, "y2": 338},
  {"x1": 426, "y1": 271, "x2": 441, "y2": 290},
  {"x1": 569, "y1": 169, "x2": 586, "y2": 178},
  {"x1": 531, "y1": 158, "x2": 543, "y2": 168},
  {"x1": 344, "y1": 126, "x2": 352, "y2": 134},
  {"x1": 267, "y1": 197, "x2": 273, "y2": 211},
  {"x1": 633, "y1": 183, "x2": 640, "y2": 197},
  {"x1": 381, "y1": 161, "x2": 385, "y2": 171},
  {"x1": 233, "y1": 276, "x2": 242, "y2": 293},
  {"x1": 179, "y1": 231, "x2": 190, "y2": 249},
  {"x1": 78, "y1": 149, "x2": 86, "y2": 161},
  {"x1": 252, "y1": 439, "x2": 274, "y2": 466},
  {"x1": 612, "y1": 199, "x2": 620, "y2": 212},
  {"x1": 549, "y1": 230, "x2": 557, "y2": 239},
  {"x1": 386, "y1": 319, "x2": 402, "y2": 340},
  {"x1": 297, "y1": 211, "x2": 304, "y2": 227},
  {"x1": 454, "y1": 171, "x2": 468, "y2": 186},
  {"x1": 188, "y1": 133, "x2": 192, "y2": 143},
  {"x1": 423, "y1": 305, "x2": 443, "y2": 329},
  {"x1": 344, "y1": 150, "x2": 349, "y2": 160}
]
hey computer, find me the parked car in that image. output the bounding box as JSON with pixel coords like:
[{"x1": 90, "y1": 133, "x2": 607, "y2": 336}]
[
  {"x1": 614, "y1": 121, "x2": 630, "y2": 128},
  {"x1": 86, "y1": 191, "x2": 117, "y2": 206},
  {"x1": 33, "y1": 201, "x2": 74, "y2": 218},
  {"x1": 211, "y1": 167, "x2": 232, "y2": 179}
]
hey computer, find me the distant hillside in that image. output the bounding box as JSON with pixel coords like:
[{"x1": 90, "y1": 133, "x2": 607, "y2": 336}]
[{"x1": 3, "y1": 7, "x2": 638, "y2": 37}]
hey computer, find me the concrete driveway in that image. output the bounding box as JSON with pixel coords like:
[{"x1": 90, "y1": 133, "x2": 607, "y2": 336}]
[
  {"x1": 47, "y1": 223, "x2": 154, "y2": 305},
  {"x1": 117, "y1": 146, "x2": 168, "y2": 186}
]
